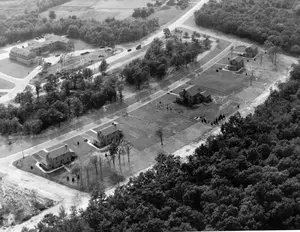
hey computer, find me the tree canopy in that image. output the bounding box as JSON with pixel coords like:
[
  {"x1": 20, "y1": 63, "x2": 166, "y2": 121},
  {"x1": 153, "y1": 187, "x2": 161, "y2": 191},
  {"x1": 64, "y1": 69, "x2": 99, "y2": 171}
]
[
  {"x1": 194, "y1": 0, "x2": 300, "y2": 54},
  {"x1": 23, "y1": 57, "x2": 300, "y2": 232},
  {"x1": 0, "y1": 13, "x2": 159, "y2": 47}
]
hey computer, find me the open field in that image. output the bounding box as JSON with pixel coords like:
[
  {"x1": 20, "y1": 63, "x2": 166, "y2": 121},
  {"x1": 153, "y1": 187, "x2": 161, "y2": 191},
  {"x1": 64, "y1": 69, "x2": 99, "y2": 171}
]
[
  {"x1": 0, "y1": 0, "x2": 38, "y2": 17},
  {"x1": 39, "y1": 0, "x2": 154, "y2": 21},
  {"x1": 0, "y1": 77, "x2": 15, "y2": 89}
]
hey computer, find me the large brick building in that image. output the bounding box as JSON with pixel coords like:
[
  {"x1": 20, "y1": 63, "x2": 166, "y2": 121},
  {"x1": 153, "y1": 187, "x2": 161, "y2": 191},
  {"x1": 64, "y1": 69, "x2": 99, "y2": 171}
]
[
  {"x1": 27, "y1": 34, "x2": 74, "y2": 55},
  {"x1": 93, "y1": 123, "x2": 123, "y2": 148},
  {"x1": 40, "y1": 144, "x2": 76, "y2": 170},
  {"x1": 9, "y1": 47, "x2": 40, "y2": 66},
  {"x1": 9, "y1": 34, "x2": 74, "y2": 66}
]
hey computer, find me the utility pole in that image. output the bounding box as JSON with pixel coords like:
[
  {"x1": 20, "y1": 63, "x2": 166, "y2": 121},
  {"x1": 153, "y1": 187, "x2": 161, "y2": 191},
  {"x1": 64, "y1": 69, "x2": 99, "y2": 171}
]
[
  {"x1": 260, "y1": 53, "x2": 263, "y2": 66},
  {"x1": 20, "y1": 136, "x2": 25, "y2": 159}
]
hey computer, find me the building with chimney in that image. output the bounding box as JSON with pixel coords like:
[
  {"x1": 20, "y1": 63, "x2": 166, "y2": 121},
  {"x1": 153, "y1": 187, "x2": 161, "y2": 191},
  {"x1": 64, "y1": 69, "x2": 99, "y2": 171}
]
[
  {"x1": 40, "y1": 144, "x2": 76, "y2": 170},
  {"x1": 93, "y1": 122, "x2": 123, "y2": 148}
]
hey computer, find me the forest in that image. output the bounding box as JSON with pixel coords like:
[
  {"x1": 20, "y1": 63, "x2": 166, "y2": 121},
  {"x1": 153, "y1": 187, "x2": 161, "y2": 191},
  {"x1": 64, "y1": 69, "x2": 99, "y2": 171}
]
[
  {"x1": 194, "y1": 0, "x2": 300, "y2": 54},
  {"x1": 0, "y1": 13, "x2": 159, "y2": 47},
  {"x1": 0, "y1": 68, "x2": 122, "y2": 135},
  {"x1": 21, "y1": 63, "x2": 300, "y2": 231},
  {"x1": 121, "y1": 31, "x2": 210, "y2": 89}
]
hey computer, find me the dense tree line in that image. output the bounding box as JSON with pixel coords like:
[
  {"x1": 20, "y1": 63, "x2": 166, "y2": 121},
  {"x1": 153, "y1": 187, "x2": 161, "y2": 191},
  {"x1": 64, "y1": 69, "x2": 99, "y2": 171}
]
[
  {"x1": 194, "y1": 0, "x2": 300, "y2": 54},
  {"x1": 0, "y1": 69, "x2": 123, "y2": 135},
  {"x1": 121, "y1": 34, "x2": 210, "y2": 89},
  {"x1": 0, "y1": 13, "x2": 159, "y2": 47},
  {"x1": 37, "y1": 0, "x2": 71, "y2": 13},
  {"x1": 21, "y1": 63, "x2": 300, "y2": 231},
  {"x1": 132, "y1": 7, "x2": 155, "y2": 18}
]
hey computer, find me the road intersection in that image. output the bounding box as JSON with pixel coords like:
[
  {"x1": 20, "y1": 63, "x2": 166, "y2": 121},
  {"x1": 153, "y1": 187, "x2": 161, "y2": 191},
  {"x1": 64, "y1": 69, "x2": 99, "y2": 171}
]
[{"x1": 0, "y1": 0, "x2": 263, "y2": 230}]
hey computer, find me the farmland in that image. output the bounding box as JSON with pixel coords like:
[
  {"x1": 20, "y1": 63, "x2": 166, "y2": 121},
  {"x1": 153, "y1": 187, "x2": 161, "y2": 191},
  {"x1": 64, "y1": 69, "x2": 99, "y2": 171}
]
[{"x1": 39, "y1": 0, "x2": 155, "y2": 21}]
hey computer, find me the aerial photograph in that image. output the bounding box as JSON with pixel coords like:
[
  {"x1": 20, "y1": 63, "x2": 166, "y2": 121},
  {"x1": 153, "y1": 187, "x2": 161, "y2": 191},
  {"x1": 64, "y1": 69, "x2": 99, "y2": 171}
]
[{"x1": 0, "y1": 0, "x2": 299, "y2": 231}]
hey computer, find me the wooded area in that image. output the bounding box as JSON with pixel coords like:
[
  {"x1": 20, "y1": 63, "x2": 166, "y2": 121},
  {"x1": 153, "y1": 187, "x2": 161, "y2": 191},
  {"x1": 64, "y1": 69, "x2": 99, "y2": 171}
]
[
  {"x1": 0, "y1": 13, "x2": 159, "y2": 47},
  {"x1": 21, "y1": 63, "x2": 300, "y2": 231},
  {"x1": 122, "y1": 32, "x2": 210, "y2": 89},
  {"x1": 194, "y1": 0, "x2": 300, "y2": 54},
  {"x1": 0, "y1": 69, "x2": 122, "y2": 135}
]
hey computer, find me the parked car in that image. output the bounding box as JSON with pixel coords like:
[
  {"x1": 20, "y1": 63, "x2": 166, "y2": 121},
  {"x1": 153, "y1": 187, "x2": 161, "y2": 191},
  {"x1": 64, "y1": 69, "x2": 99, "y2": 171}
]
[
  {"x1": 136, "y1": 44, "x2": 142, "y2": 50},
  {"x1": 128, "y1": 49, "x2": 132, "y2": 52},
  {"x1": 55, "y1": 54, "x2": 60, "y2": 57}
]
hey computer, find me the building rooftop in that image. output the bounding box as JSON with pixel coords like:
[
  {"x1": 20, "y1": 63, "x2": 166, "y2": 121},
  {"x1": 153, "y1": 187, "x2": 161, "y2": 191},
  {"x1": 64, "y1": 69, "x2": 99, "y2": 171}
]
[
  {"x1": 47, "y1": 144, "x2": 71, "y2": 159},
  {"x1": 248, "y1": 44, "x2": 258, "y2": 50},
  {"x1": 27, "y1": 34, "x2": 71, "y2": 51},
  {"x1": 98, "y1": 125, "x2": 121, "y2": 137},
  {"x1": 10, "y1": 47, "x2": 35, "y2": 57},
  {"x1": 184, "y1": 85, "x2": 201, "y2": 97},
  {"x1": 231, "y1": 56, "x2": 243, "y2": 63}
]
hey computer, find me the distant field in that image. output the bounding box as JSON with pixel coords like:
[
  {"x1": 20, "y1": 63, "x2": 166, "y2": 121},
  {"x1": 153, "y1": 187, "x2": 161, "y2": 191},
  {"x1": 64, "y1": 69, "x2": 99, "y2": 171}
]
[
  {"x1": 0, "y1": 77, "x2": 14, "y2": 89},
  {"x1": 0, "y1": 0, "x2": 37, "y2": 17},
  {"x1": 39, "y1": 0, "x2": 155, "y2": 21}
]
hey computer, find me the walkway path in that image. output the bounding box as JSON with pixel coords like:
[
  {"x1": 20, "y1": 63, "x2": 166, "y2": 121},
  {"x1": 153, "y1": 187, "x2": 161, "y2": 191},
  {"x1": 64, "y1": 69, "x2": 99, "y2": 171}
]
[{"x1": 2, "y1": 36, "x2": 233, "y2": 232}]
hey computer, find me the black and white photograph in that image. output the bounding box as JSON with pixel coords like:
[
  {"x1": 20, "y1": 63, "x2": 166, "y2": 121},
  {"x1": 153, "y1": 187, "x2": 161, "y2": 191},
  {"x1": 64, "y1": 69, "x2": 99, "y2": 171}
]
[{"x1": 0, "y1": 0, "x2": 299, "y2": 231}]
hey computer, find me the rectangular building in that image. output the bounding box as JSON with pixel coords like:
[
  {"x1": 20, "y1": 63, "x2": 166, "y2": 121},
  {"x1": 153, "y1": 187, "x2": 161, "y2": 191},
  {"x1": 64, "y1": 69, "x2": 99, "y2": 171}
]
[
  {"x1": 40, "y1": 144, "x2": 76, "y2": 170},
  {"x1": 9, "y1": 47, "x2": 39, "y2": 66},
  {"x1": 93, "y1": 123, "x2": 123, "y2": 148},
  {"x1": 177, "y1": 85, "x2": 211, "y2": 106},
  {"x1": 245, "y1": 44, "x2": 258, "y2": 58},
  {"x1": 229, "y1": 56, "x2": 244, "y2": 71}
]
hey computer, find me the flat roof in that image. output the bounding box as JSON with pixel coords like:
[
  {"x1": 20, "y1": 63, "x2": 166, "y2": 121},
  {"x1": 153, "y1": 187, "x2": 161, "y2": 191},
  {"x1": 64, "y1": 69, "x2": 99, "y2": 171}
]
[
  {"x1": 10, "y1": 47, "x2": 35, "y2": 57},
  {"x1": 27, "y1": 34, "x2": 71, "y2": 51}
]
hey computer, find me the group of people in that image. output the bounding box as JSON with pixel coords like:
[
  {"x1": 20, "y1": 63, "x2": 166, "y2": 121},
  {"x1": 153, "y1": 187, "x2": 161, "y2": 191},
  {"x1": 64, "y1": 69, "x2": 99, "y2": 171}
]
[{"x1": 200, "y1": 113, "x2": 226, "y2": 126}]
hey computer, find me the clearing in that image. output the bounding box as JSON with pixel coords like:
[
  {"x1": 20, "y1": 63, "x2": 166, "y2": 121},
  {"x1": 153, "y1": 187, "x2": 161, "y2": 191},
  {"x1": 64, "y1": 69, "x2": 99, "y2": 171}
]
[{"x1": 0, "y1": 179, "x2": 55, "y2": 229}]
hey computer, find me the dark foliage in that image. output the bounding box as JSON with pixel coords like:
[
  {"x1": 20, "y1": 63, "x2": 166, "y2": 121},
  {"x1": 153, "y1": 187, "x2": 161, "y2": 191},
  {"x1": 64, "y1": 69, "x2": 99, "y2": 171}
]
[
  {"x1": 25, "y1": 53, "x2": 300, "y2": 232},
  {"x1": 121, "y1": 36, "x2": 208, "y2": 88},
  {"x1": 0, "y1": 13, "x2": 159, "y2": 47},
  {"x1": 0, "y1": 70, "x2": 120, "y2": 135},
  {"x1": 194, "y1": 0, "x2": 300, "y2": 54}
]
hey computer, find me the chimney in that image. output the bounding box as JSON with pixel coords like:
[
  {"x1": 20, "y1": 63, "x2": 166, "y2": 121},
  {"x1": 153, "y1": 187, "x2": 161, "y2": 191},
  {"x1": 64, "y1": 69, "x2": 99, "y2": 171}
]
[
  {"x1": 112, "y1": 122, "x2": 117, "y2": 128},
  {"x1": 65, "y1": 144, "x2": 68, "y2": 150}
]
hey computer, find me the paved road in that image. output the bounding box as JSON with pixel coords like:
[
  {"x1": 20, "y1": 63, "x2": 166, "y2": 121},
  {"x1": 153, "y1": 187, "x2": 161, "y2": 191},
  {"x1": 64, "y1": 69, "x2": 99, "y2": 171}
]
[
  {"x1": 0, "y1": 66, "x2": 42, "y2": 104},
  {"x1": 2, "y1": 39, "x2": 233, "y2": 232},
  {"x1": 1, "y1": 0, "x2": 241, "y2": 230}
]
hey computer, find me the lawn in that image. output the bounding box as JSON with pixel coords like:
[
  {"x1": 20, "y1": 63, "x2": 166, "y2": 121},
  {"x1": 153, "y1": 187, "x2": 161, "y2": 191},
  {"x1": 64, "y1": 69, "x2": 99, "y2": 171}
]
[
  {"x1": 39, "y1": 0, "x2": 152, "y2": 21},
  {"x1": 0, "y1": 77, "x2": 15, "y2": 89},
  {"x1": 0, "y1": 58, "x2": 37, "y2": 79}
]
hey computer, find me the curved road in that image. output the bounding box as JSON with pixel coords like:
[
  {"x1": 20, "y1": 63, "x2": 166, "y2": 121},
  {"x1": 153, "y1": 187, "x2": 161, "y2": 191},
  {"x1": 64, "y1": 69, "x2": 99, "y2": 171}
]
[{"x1": 0, "y1": 0, "x2": 240, "y2": 231}]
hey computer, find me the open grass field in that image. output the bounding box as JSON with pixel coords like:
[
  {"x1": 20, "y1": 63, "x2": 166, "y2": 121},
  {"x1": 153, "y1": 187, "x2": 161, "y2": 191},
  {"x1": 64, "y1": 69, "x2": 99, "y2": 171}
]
[
  {"x1": 0, "y1": 58, "x2": 37, "y2": 79},
  {"x1": 0, "y1": 0, "x2": 38, "y2": 17},
  {"x1": 39, "y1": 0, "x2": 155, "y2": 21},
  {"x1": 0, "y1": 77, "x2": 15, "y2": 89}
]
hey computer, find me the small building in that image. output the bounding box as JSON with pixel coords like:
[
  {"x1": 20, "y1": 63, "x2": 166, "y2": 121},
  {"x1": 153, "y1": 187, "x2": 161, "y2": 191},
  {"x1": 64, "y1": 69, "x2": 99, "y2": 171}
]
[
  {"x1": 9, "y1": 47, "x2": 39, "y2": 66},
  {"x1": 93, "y1": 123, "x2": 123, "y2": 148},
  {"x1": 229, "y1": 56, "x2": 244, "y2": 71},
  {"x1": 40, "y1": 144, "x2": 76, "y2": 170},
  {"x1": 176, "y1": 85, "x2": 211, "y2": 106},
  {"x1": 245, "y1": 44, "x2": 258, "y2": 58}
]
